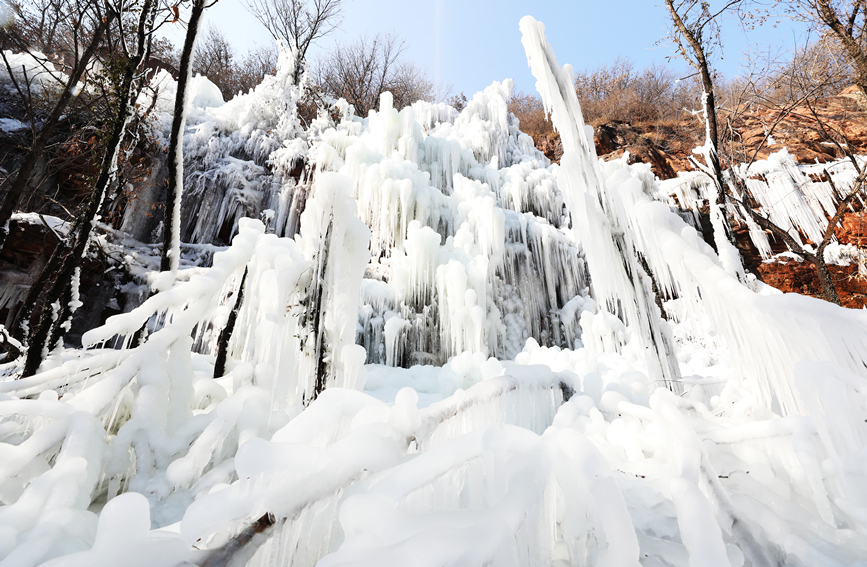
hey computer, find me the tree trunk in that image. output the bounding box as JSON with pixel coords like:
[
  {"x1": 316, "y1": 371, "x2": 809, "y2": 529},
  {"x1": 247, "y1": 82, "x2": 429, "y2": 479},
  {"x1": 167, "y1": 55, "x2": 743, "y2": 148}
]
[
  {"x1": 815, "y1": 0, "x2": 867, "y2": 97},
  {"x1": 664, "y1": 0, "x2": 743, "y2": 278},
  {"x1": 161, "y1": 0, "x2": 208, "y2": 274},
  {"x1": 311, "y1": 223, "x2": 332, "y2": 400},
  {"x1": 22, "y1": 1, "x2": 159, "y2": 376},
  {"x1": 303, "y1": 218, "x2": 332, "y2": 401},
  {"x1": 213, "y1": 267, "x2": 248, "y2": 378},
  {"x1": 0, "y1": 13, "x2": 115, "y2": 250},
  {"x1": 811, "y1": 253, "x2": 842, "y2": 305}
]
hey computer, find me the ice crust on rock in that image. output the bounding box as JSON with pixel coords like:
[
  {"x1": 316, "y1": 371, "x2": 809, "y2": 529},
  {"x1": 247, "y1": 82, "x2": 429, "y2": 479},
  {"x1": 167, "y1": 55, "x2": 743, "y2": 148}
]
[{"x1": 0, "y1": 18, "x2": 866, "y2": 567}]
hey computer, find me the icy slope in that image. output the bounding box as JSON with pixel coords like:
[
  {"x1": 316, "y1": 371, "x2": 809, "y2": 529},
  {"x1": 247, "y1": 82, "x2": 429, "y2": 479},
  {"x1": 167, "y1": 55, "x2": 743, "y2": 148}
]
[{"x1": 6, "y1": 340, "x2": 866, "y2": 567}]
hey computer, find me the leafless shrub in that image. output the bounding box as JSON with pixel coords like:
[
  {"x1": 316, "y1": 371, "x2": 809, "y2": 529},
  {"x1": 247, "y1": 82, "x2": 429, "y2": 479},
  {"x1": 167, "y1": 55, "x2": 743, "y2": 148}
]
[
  {"x1": 235, "y1": 43, "x2": 278, "y2": 95},
  {"x1": 508, "y1": 91, "x2": 553, "y2": 142},
  {"x1": 193, "y1": 25, "x2": 235, "y2": 100},
  {"x1": 573, "y1": 56, "x2": 704, "y2": 125},
  {"x1": 766, "y1": 37, "x2": 854, "y2": 103},
  {"x1": 244, "y1": 0, "x2": 342, "y2": 85},
  {"x1": 314, "y1": 33, "x2": 435, "y2": 116}
]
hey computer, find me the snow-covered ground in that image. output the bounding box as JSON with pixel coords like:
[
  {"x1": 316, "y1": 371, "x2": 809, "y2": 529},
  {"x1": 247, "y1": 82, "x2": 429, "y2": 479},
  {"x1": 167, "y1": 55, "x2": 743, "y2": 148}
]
[{"x1": 0, "y1": 17, "x2": 866, "y2": 567}]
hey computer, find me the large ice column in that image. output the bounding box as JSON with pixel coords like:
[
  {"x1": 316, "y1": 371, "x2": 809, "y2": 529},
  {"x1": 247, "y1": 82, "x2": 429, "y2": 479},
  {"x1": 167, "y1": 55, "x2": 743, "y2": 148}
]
[
  {"x1": 519, "y1": 16, "x2": 681, "y2": 389},
  {"x1": 296, "y1": 172, "x2": 371, "y2": 399}
]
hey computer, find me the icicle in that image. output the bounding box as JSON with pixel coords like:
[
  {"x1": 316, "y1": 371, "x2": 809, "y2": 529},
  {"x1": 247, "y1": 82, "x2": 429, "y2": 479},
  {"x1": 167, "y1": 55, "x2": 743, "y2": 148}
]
[{"x1": 519, "y1": 16, "x2": 681, "y2": 390}]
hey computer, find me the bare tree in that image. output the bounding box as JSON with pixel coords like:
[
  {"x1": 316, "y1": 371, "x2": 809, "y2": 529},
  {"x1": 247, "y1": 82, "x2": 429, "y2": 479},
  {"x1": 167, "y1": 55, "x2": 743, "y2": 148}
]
[
  {"x1": 508, "y1": 92, "x2": 553, "y2": 141},
  {"x1": 665, "y1": 0, "x2": 743, "y2": 192},
  {"x1": 21, "y1": 0, "x2": 166, "y2": 375},
  {"x1": 235, "y1": 43, "x2": 278, "y2": 94},
  {"x1": 193, "y1": 33, "x2": 279, "y2": 100},
  {"x1": 766, "y1": 36, "x2": 854, "y2": 102},
  {"x1": 150, "y1": 36, "x2": 182, "y2": 72},
  {"x1": 245, "y1": 0, "x2": 343, "y2": 85},
  {"x1": 664, "y1": 0, "x2": 748, "y2": 284},
  {"x1": 388, "y1": 61, "x2": 436, "y2": 107},
  {"x1": 315, "y1": 34, "x2": 435, "y2": 116},
  {"x1": 448, "y1": 91, "x2": 467, "y2": 111},
  {"x1": 783, "y1": 0, "x2": 867, "y2": 95},
  {"x1": 193, "y1": 25, "x2": 235, "y2": 99},
  {"x1": 0, "y1": 0, "x2": 116, "y2": 250}
]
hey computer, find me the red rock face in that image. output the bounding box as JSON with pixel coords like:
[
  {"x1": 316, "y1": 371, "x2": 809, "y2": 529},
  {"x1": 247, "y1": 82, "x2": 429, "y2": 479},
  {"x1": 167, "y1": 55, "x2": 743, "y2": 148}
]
[
  {"x1": 837, "y1": 212, "x2": 867, "y2": 246},
  {"x1": 536, "y1": 133, "x2": 562, "y2": 163},
  {"x1": 529, "y1": 88, "x2": 867, "y2": 178},
  {"x1": 592, "y1": 122, "x2": 688, "y2": 180},
  {"x1": 756, "y1": 257, "x2": 867, "y2": 309}
]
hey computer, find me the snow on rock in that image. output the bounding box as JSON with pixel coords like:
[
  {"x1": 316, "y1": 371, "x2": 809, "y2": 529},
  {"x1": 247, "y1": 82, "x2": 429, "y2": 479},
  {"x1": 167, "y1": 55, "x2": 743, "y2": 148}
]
[
  {"x1": 188, "y1": 75, "x2": 224, "y2": 110},
  {"x1": 0, "y1": 50, "x2": 70, "y2": 96}
]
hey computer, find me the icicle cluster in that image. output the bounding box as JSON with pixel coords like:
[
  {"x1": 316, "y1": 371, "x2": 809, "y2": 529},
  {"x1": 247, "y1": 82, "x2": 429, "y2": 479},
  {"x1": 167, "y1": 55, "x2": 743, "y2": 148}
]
[{"x1": 313, "y1": 85, "x2": 588, "y2": 367}]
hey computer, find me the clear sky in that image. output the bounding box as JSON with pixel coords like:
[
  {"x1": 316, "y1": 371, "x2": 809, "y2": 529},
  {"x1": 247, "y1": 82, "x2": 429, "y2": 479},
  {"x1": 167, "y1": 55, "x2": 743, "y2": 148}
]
[{"x1": 161, "y1": 0, "x2": 811, "y2": 98}]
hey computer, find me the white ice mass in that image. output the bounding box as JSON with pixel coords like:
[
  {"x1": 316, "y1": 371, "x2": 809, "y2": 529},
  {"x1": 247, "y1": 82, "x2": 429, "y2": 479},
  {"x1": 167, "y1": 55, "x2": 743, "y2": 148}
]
[{"x1": 0, "y1": 16, "x2": 866, "y2": 567}]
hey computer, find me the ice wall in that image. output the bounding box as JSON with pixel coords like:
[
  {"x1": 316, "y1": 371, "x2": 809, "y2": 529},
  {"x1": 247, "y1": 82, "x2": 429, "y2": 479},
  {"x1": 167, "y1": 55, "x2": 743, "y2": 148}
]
[
  {"x1": 316, "y1": 85, "x2": 588, "y2": 366},
  {"x1": 520, "y1": 16, "x2": 867, "y2": 417},
  {"x1": 173, "y1": 70, "x2": 591, "y2": 368}
]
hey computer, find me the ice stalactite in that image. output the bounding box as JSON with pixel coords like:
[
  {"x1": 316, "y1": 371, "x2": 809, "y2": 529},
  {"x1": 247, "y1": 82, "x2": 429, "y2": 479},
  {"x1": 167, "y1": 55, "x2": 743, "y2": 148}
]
[
  {"x1": 705, "y1": 180, "x2": 746, "y2": 282},
  {"x1": 741, "y1": 150, "x2": 847, "y2": 248},
  {"x1": 519, "y1": 16, "x2": 681, "y2": 390},
  {"x1": 661, "y1": 150, "x2": 866, "y2": 262},
  {"x1": 182, "y1": 157, "x2": 268, "y2": 245}
]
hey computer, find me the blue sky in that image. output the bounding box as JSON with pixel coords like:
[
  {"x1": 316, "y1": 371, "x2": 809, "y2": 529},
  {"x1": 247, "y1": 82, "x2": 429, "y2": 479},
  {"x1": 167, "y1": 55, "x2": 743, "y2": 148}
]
[{"x1": 162, "y1": 0, "x2": 811, "y2": 97}]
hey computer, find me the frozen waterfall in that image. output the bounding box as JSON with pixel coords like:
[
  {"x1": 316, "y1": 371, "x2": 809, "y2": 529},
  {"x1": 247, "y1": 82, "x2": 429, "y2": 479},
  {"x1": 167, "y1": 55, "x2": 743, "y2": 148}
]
[{"x1": 0, "y1": 17, "x2": 865, "y2": 567}]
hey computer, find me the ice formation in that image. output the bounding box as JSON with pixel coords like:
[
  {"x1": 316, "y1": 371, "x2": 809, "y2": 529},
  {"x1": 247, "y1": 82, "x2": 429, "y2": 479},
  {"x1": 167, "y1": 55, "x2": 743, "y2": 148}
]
[
  {"x1": 0, "y1": 17, "x2": 866, "y2": 567},
  {"x1": 0, "y1": 50, "x2": 72, "y2": 96},
  {"x1": 660, "y1": 149, "x2": 867, "y2": 263}
]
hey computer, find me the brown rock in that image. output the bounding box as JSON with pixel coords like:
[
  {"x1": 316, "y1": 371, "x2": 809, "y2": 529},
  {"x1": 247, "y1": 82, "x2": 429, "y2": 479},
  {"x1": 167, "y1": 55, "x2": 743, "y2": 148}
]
[{"x1": 756, "y1": 256, "x2": 867, "y2": 309}]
